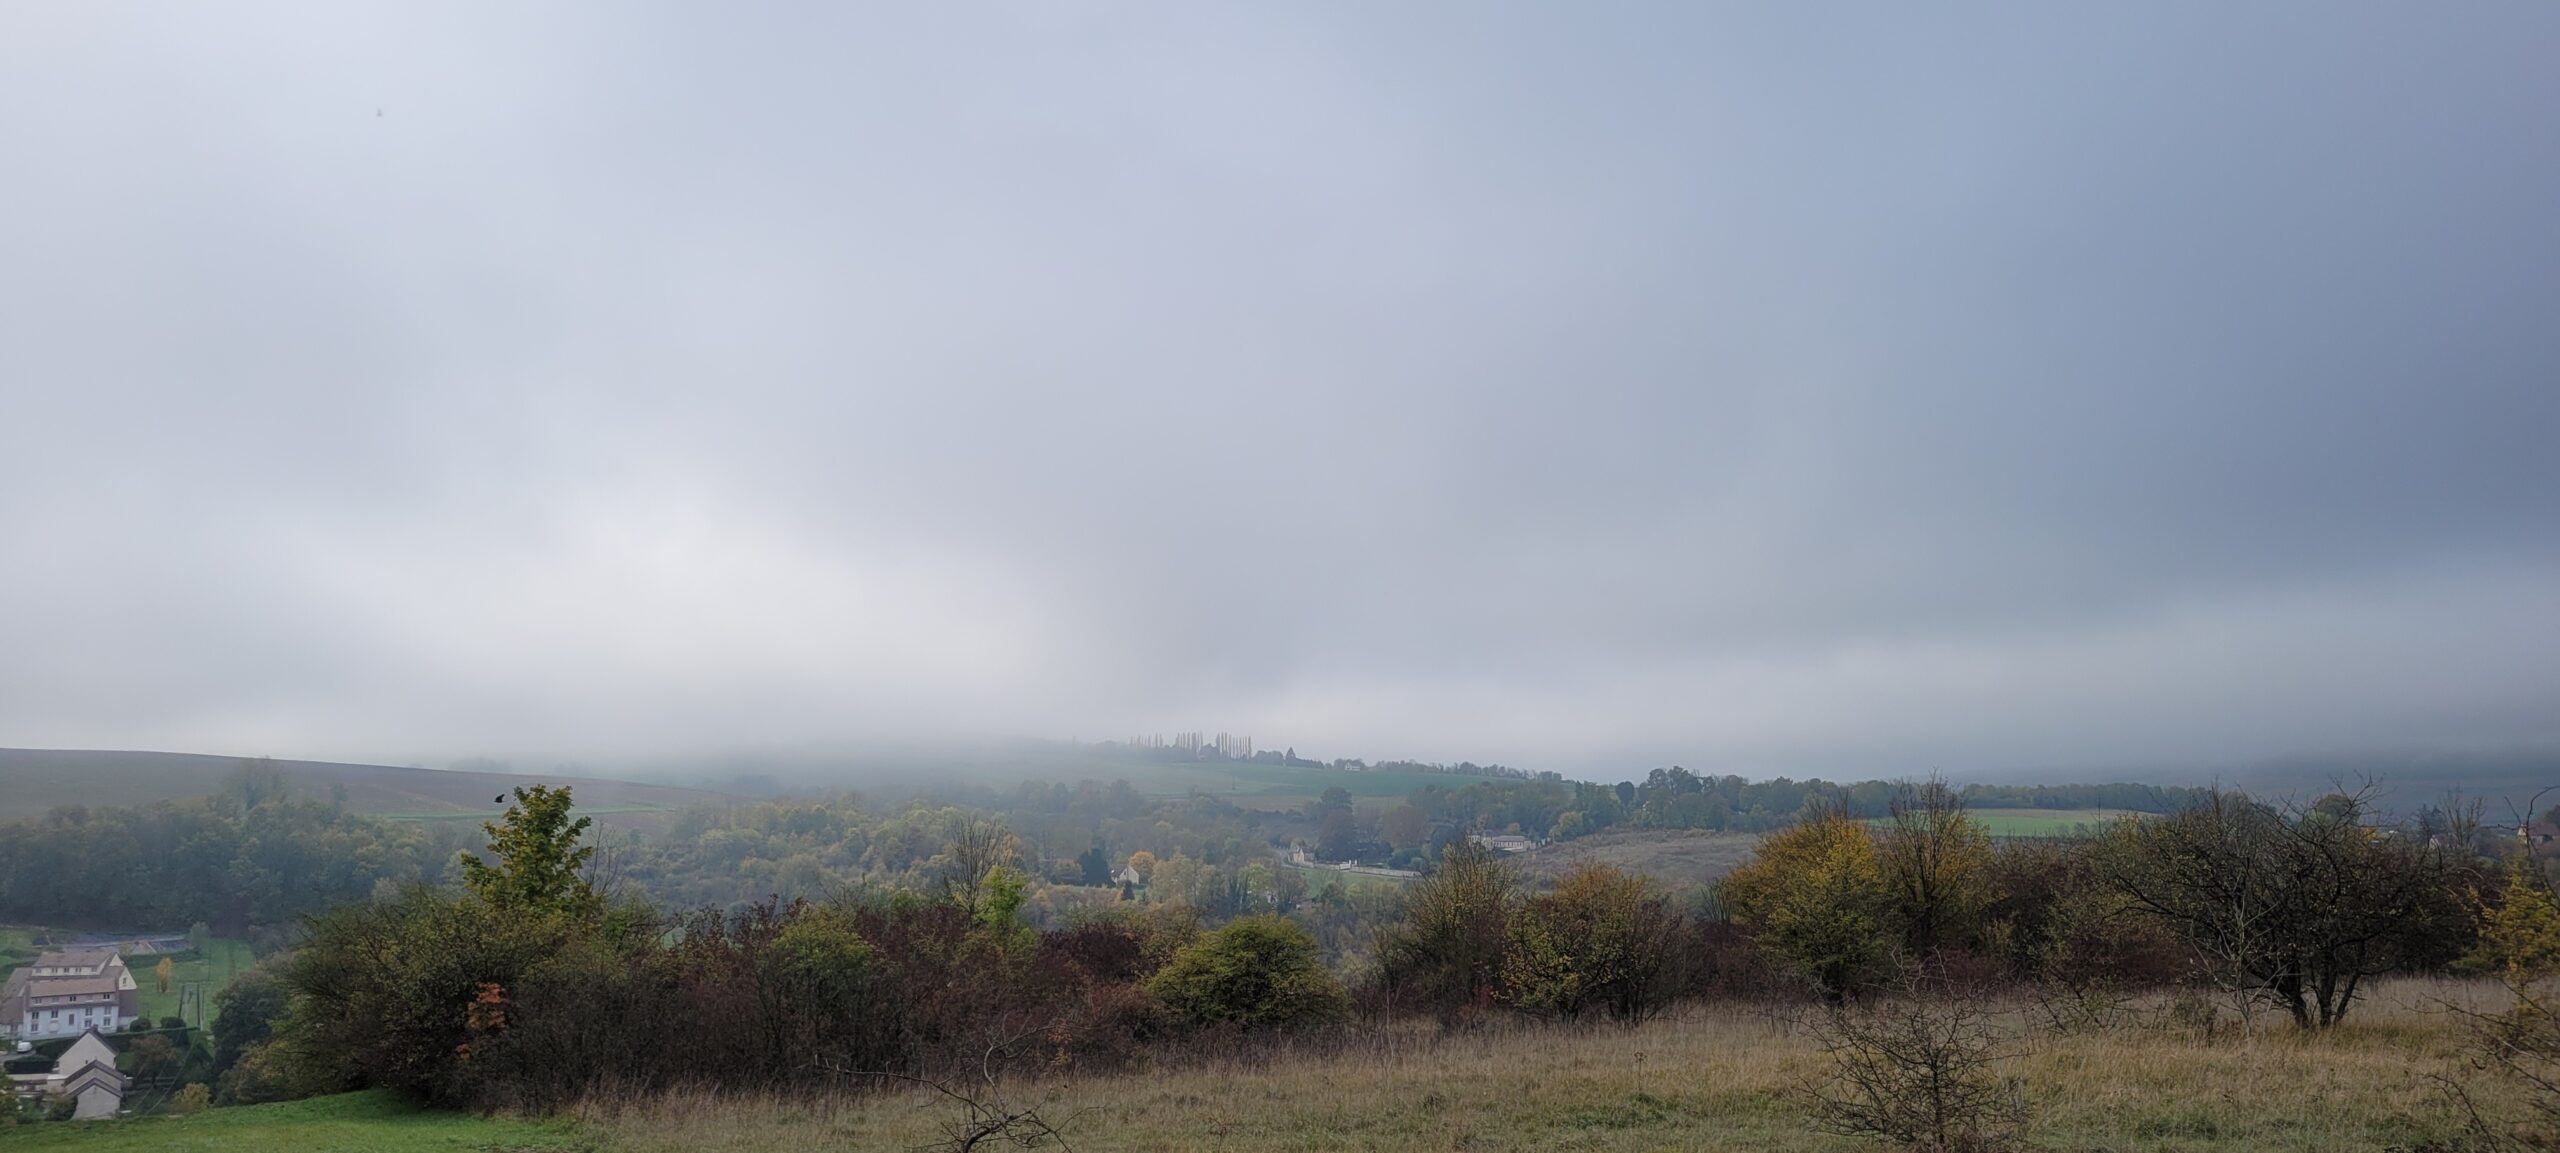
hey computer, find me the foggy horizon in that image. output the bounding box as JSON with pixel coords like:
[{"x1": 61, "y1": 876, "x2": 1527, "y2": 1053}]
[{"x1": 5, "y1": 4, "x2": 2557, "y2": 782}]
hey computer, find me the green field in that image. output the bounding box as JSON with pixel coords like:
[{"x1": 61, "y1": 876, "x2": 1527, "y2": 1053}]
[
  {"x1": 1959, "y1": 807, "x2": 2133, "y2": 836},
  {"x1": 0, "y1": 1090, "x2": 581, "y2": 1152},
  {"x1": 1860, "y1": 807, "x2": 2132, "y2": 837},
  {"x1": 0, "y1": 926, "x2": 41, "y2": 968},
  {"x1": 130, "y1": 940, "x2": 254, "y2": 1026}
]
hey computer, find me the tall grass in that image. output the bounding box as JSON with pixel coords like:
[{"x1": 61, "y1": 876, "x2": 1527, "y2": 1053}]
[{"x1": 579, "y1": 977, "x2": 2512, "y2": 1153}]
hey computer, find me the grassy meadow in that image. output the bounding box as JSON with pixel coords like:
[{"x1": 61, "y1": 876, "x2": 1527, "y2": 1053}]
[
  {"x1": 576, "y1": 973, "x2": 2498, "y2": 1153},
  {"x1": 12, "y1": 978, "x2": 2520, "y2": 1152},
  {"x1": 1, "y1": 1090, "x2": 584, "y2": 1152},
  {"x1": 129, "y1": 939, "x2": 254, "y2": 1026},
  {"x1": 577, "y1": 977, "x2": 2503, "y2": 1153}
]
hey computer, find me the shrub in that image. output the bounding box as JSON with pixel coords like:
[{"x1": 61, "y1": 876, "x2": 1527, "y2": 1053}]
[
  {"x1": 212, "y1": 968, "x2": 288, "y2": 1080},
  {"x1": 124, "y1": 1034, "x2": 180, "y2": 1084},
  {"x1": 1808, "y1": 994, "x2": 2027, "y2": 1153},
  {"x1": 214, "y1": 1042, "x2": 307, "y2": 1106},
  {"x1": 274, "y1": 887, "x2": 584, "y2": 1102},
  {"x1": 165, "y1": 1082, "x2": 210, "y2": 1115},
  {"x1": 1722, "y1": 810, "x2": 1895, "y2": 999},
  {"x1": 1502, "y1": 864, "x2": 1686, "y2": 1023},
  {"x1": 1150, "y1": 915, "x2": 1348, "y2": 1032},
  {"x1": 1376, "y1": 842, "x2": 1516, "y2": 1023}
]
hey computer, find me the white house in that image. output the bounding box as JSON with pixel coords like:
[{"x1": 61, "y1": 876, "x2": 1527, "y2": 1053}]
[
  {"x1": 4, "y1": 1029, "x2": 126, "y2": 1120},
  {"x1": 0, "y1": 950, "x2": 140, "y2": 1040}
]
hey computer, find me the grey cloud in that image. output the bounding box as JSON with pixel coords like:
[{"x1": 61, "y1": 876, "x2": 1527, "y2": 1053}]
[{"x1": 3, "y1": 3, "x2": 2555, "y2": 778}]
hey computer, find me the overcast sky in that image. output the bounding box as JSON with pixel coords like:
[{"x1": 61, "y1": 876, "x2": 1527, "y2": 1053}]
[{"x1": 3, "y1": 3, "x2": 2555, "y2": 780}]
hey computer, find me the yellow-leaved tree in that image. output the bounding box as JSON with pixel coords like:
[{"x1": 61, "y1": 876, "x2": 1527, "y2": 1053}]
[{"x1": 1720, "y1": 807, "x2": 1892, "y2": 999}]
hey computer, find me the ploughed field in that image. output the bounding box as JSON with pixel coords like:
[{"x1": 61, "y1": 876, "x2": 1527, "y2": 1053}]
[{"x1": 16, "y1": 978, "x2": 2512, "y2": 1152}]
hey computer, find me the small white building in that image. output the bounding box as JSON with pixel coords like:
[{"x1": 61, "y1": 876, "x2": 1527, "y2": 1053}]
[
  {"x1": 0, "y1": 950, "x2": 140, "y2": 1040},
  {"x1": 5, "y1": 1029, "x2": 125, "y2": 1120}
]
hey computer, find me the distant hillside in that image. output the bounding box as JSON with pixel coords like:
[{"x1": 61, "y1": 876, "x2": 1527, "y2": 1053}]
[{"x1": 0, "y1": 748, "x2": 738, "y2": 832}]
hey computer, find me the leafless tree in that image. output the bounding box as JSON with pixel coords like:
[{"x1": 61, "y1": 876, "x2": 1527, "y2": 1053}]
[
  {"x1": 1805, "y1": 991, "x2": 2027, "y2": 1153},
  {"x1": 2093, "y1": 785, "x2": 2469, "y2": 1029}
]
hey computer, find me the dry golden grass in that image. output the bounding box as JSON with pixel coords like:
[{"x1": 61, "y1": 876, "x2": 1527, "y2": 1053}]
[
  {"x1": 580, "y1": 978, "x2": 2514, "y2": 1152},
  {"x1": 1516, "y1": 829, "x2": 1765, "y2": 889}
]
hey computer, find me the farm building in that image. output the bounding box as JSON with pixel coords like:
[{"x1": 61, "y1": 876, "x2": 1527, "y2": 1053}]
[{"x1": 0, "y1": 950, "x2": 140, "y2": 1040}]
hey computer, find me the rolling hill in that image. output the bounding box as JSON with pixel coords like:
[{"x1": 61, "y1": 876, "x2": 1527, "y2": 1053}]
[{"x1": 0, "y1": 748, "x2": 738, "y2": 832}]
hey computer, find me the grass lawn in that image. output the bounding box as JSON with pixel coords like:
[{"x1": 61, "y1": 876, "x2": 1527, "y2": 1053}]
[
  {"x1": 0, "y1": 1090, "x2": 586, "y2": 1152},
  {"x1": 129, "y1": 940, "x2": 255, "y2": 1027}
]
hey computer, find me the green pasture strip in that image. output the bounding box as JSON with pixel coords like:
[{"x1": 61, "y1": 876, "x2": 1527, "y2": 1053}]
[{"x1": 0, "y1": 1089, "x2": 586, "y2": 1152}]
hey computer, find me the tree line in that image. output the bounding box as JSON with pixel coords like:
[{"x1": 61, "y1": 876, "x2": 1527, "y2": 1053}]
[{"x1": 203, "y1": 774, "x2": 2543, "y2": 1114}]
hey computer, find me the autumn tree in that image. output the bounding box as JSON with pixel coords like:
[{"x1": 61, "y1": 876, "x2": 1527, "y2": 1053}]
[
  {"x1": 458, "y1": 785, "x2": 597, "y2": 917},
  {"x1": 1722, "y1": 808, "x2": 1894, "y2": 999},
  {"x1": 1502, "y1": 863, "x2": 1686, "y2": 1023},
  {"x1": 155, "y1": 955, "x2": 174, "y2": 994}
]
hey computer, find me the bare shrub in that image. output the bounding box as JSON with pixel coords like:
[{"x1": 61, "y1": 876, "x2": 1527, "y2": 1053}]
[
  {"x1": 1805, "y1": 994, "x2": 2028, "y2": 1153},
  {"x1": 832, "y1": 1035, "x2": 1083, "y2": 1152}
]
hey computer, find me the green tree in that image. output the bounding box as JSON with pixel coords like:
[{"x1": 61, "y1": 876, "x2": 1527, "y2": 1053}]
[
  {"x1": 1150, "y1": 915, "x2": 1348, "y2": 1032},
  {"x1": 1722, "y1": 810, "x2": 1893, "y2": 999},
  {"x1": 457, "y1": 786, "x2": 596, "y2": 916},
  {"x1": 124, "y1": 1034, "x2": 181, "y2": 1084},
  {"x1": 1502, "y1": 863, "x2": 1685, "y2": 1023},
  {"x1": 212, "y1": 969, "x2": 290, "y2": 1079},
  {"x1": 757, "y1": 905, "x2": 874, "y2": 1063},
  {"x1": 1077, "y1": 839, "x2": 1113, "y2": 887}
]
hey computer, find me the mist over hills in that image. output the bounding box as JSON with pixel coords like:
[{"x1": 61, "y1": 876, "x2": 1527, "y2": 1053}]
[
  {"x1": 10, "y1": 738, "x2": 2553, "y2": 826},
  {"x1": 0, "y1": 748, "x2": 733, "y2": 832}
]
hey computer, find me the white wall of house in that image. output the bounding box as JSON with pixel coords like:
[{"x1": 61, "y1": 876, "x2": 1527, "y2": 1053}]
[{"x1": 18, "y1": 1002, "x2": 124, "y2": 1039}]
